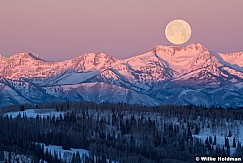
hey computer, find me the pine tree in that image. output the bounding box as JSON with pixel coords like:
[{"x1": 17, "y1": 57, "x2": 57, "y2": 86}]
[
  {"x1": 228, "y1": 130, "x2": 232, "y2": 137},
  {"x1": 71, "y1": 153, "x2": 76, "y2": 163},
  {"x1": 213, "y1": 135, "x2": 217, "y2": 145},
  {"x1": 194, "y1": 124, "x2": 200, "y2": 135},
  {"x1": 187, "y1": 126, "x2": 192, "y2": 139},
  {"x1": 209, "y1": 136, "x2": 212, "y2": 145},
  {"x1": 235, "y1": 142, "x2": 243, "y2": 157},
  {"x1": 233, "y1": 137, "x2": 236, "y2": 148},
  {"x1": 8, "y1": 151, "x2": 11, "y2": 162},
  {"x1": 205, "y1": 137, "x2": 209, "y2": 145},
  {"x1": 20, "y1": 105, "x2": 25, "y2": 111},
  {"x1": 163, "y1": 136, "x2": 167, "y2": 145},
  {"x1": 225, "y1": 137, "x2": 229, "y2": 148},
  {"x1": 0, "y1": 150, "x2": 4, "y2": 161},
  {"x1": 226, "y1": 146, "x2": 230, "y2": 157},
  {"x1": 76, "y1": 152, "x2": 81, "y2": 163}
]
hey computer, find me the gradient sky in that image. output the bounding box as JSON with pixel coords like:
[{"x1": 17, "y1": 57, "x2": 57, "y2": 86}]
[{"x1": 0, "y1": 0, "x2": 243, "y2": 61}]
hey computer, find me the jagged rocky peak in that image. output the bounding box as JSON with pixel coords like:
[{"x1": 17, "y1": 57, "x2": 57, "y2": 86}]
[
  {"x1": 0, "y1": 54, "x2": 5, "y2": 60},
  {"x1": 68, "y1": 52, "x2": 119, "y2": 72},
  {"x1": 27, "y1": 53, "x2": 41, "y2": 59},
  {"x1": 184, "y1": 43, "x2": 208, "y2": 51},
  {"x1": 152, "y1": 45, "x2": 174, "y2": 53},
  {"x1": 220, "y1": 51, "x2": 243, "y2": 58},
  {"x1": 10, "y1": 52, "x2": 41, "y2": 60},
  {"x1": 86, "y1": 52, "x2": 116, "y2": 61},
  {"x1": 73, "y1": 52, "x2": 115, "y2": 61},
  {"x1": 152, "y1": 43, "x2": 208, "y2": 56},
  {"x1": 84, "y1": 52, "x2": 118, "y2": 65},
  {"x1": 126, "y1": 43, "x2": 215, "y2": 71}
]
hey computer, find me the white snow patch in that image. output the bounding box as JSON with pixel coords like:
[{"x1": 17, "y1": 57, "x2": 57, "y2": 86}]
[
  {"x1": 40, "y1": 144, "x2": 90, "y2": 163},
  {"x1": 3, "y1": 109, "x2": 65, "y2": 119}
]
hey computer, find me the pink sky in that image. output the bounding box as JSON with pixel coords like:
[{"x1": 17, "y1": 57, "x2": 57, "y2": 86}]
[{"x1": 0, "y1": 0, "x2": 243, "y2": 61}]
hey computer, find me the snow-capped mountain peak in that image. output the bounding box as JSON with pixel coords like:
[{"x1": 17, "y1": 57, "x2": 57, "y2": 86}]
[
  {"x1": 125, "y1": 43, "x2": 221, "y2": 81},
  {"x1": 69, "y1": 52, "x2": 119, "y2": 72},
  {"x1": 0, "y1": 43, "x2": 242, "y2": 107},
  {"x1": 10, "y1": 52, "x2": 42, "y2": 60},
  {"x1": 219, "y1": 52, "x2": 243, "y2": 67},
  {"x1": 153, "y1": 43, "x2": 207, "y2": 54},
  {"x1": 185, "y1": 42, "x2": 208, "y2": 51}
]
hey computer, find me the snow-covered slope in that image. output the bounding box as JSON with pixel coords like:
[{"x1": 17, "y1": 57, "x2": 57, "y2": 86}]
[
  {"x1": 43, "y1": 82, "x2": 162, "y2": 106},
  {"x1": 0, "y1": 43, "x2": 242, "y2": 107},
  {"x1": 0, "y1": 82, "x2": 30, "y2": 106},
  {"x1": 219, "y1": 52, "x2": 243, "y2": 67}
]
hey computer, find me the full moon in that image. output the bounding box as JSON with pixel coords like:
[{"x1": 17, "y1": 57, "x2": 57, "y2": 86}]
[{"x1": 165, "y1": 19, "x2": 192, "y2": 45}]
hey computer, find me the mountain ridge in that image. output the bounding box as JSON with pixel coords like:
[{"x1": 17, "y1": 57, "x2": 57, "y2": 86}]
[
  {"x1": 0, "y1": 43, "x2": 242, "y2": 107},
  {"x1": 1, "y1": 43, "x2": 242, "y2": 66}
]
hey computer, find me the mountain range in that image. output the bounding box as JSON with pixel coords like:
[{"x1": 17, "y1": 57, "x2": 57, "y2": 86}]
[{"x1": 0, "y1": 43, "x2": 242, "y2": 107}]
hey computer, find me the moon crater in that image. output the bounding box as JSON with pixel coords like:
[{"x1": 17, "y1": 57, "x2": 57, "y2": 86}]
[{"x1": 165, "y1": 19, "x2": 191, "y2": 45}]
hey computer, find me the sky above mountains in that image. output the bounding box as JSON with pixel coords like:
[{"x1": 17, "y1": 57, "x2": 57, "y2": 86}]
[{"x1": 0, "y1": 0, "x2": 243, "y2": 61}]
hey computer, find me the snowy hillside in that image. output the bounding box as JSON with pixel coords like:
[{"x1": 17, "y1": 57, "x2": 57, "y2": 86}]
[{"x1": 2, "y1": 105, "x2": 243, "y2": 161}]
